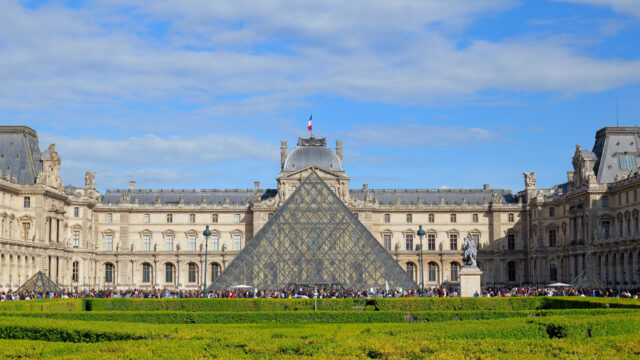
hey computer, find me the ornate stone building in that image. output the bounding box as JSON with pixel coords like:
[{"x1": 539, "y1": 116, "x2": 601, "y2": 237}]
[{"x1": 0, "y1": 125, "x2": 638, "y2": 291}]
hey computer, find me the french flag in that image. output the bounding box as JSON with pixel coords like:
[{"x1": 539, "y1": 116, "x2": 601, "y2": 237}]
[{"x1": 308, "y1": 114, "x2": 312, "y2": 131}]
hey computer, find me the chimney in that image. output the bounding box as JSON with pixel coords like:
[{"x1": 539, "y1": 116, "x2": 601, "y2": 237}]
[
  {"x1": 483, "y1": 184, "x2": 490, "y2": 190},
  {"x1": 363, "y1": 184, "x2": 368, "y2": 190},
  {"x1": 130, "y1": 181, "x2": 136, "y2": 190},
  {"x1": 280, "y1": 140, "x2": 287, "y2": 170},
  {"x1": 254, "y1": 181, "x2": 260, "y2": 190},
  {"x1": 336, "y1": 140, "x2": 343, "y2": 162}
]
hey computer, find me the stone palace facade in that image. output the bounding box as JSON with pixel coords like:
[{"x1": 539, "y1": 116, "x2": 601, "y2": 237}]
[{"x1": 0, "y1": 125, "x2": 638, "y2": 291}]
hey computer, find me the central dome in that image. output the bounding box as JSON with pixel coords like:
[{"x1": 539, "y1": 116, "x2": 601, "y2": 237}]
[{"x1": 283, "y1": 137, "x2": 343, "y2": 172}]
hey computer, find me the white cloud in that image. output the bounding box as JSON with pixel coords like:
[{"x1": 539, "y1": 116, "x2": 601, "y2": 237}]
[
  {"x1": 345, "y1": 124, "x2": 502, "y2": 148},
  {"x1": 557, "y1": 0, "x2": 640, "y2": 18}
]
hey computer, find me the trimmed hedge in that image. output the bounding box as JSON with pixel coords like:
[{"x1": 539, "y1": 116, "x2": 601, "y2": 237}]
[
  {"x1": 0, "y1": 299, "x2": 82, "y2": 312},
  {"x1": 0, "y1": 324, "x2": 142, "y2": 342}
]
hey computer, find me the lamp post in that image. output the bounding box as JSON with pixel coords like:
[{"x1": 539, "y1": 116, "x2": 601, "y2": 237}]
[
  {"x1": 417, "y1": 225, "x2": 426, "y2": 296},
  {"x1": 202, "y1": 225, "x2": 211, "y2": 297}
]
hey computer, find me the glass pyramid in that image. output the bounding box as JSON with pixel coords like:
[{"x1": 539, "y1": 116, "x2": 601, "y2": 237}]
[
  {"x1": 210, "y1": 170, "x2": 417, "y2": 290},
  {"x1": 17, "y1": 271, "x2": 61, "y2": 292}
]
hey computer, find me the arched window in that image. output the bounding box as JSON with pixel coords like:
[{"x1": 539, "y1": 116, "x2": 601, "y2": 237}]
[
  {"x1": 406, "y1": 262, "x2": 417, "y2": 281},
  {"x1": 142, "y1": 263, "x2": 151, "y2": 283},
  {"x1": 165, "y1": 263, "x2": 175, "y2": 283},
  {"x1": 72, "y1": 261, "x2": 79, "y2": 283},
  {"x1": 188, "y1": 263, "x2": 197, "y2": 283},
  {"x1": 211, "y1": 263, "x2": 221, "y2": 281},
  {"x1": 507, "y1": 261, "x2": 516, "y2": 282},
  {"x1": 450, "y1": 262, "x2": 460, "y2": 282},
  {"x1": 428, "y1": 262, "x2": 438, "y2": 282},
  {"x1": 23, "y1": 197, "x2": 30, "y2": 208},
  {"x1": 105, "y1": 263, "x2": 114, "y2": 284}
]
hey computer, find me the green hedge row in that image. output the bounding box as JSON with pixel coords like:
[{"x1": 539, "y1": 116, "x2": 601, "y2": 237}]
[
  {"x1": 1, "y1": 308, "x2": 633, "y2": 324},
  {"x1": 0, "y1": 299, "x2": 82, "y2": 312},
  {"x1": 0, "y1": 324, "x2": 141, "y2": 342}
]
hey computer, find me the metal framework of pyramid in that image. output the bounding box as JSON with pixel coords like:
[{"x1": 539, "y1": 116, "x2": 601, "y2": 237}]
[
  {"x1": 571, "y1": 269, "x2": 605, "y2": 289},
  {"x1": 210, "y1": 169, "x2": 417, "y2": 290},
  {"x1": 17, "y1": 271, "x2": 62, "y2": 293}
]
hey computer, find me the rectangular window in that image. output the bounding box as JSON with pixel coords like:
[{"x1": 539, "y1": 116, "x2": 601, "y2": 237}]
[
  {"x1": 73, "y1": 230, "x2": 80, "y2": 248},
  {"x1": 383, "y1": 234, "x2": 391, "y2": 251},
  {"x1": 549, "y1": 207, "x2": 555, "y2": 217},
  {"x1": 23, "y1": 197, "x2": 30, "y2": 208},
  {"x1": 188, "y1": 234, "x2": 196, "y2": 251},
  {"x1": 405, "y1": 234, "x2": 414, "y2": 251},
  {"x1": 72, "y1": 262, "x2": 79, "y2": 283},
  {"x1": 74, "y1": 207, "x2": 79, "y2": 217},
  {"x1": 189, "y1": 214, "x2": 196, "y2": 223},
  {"x1": 602, "y1": 196, "x2": 608, "y2": 207},
  {"x1": 450, "y1": 214, "x2": 456, "y2": 223},
  {"x1": 450, "y1": 234, "x2": 457, "y2": 250},
  {"x1": 143, "y1": 234, "x2": 151, "y2": 251},
  {"x1": 233, "y1": 234, "x2": 242, "y2": 251},
  {"x1": 105, "y1": 234, "x2": 113, "y2": 251},
  {"x1": 602, "y1": 221, "x2": 610, "y2": 239},
  {"x1": 212, "y1": 214, "x2": 218, "y2": 223},
  {"x1": 619, "y1": 155, "x2": 636, "y2": 169},
  {"x1": 549, "y1": 229, "x2": 557, "y2": 247},
  {"x1": 427, "y1": 234, "x2": 435, "y2": 251},
  {"x1": 473, "y1": 214, "x2": 478, "y2": 223},
  {"x1": 142, "y1": 264, "x2": 151, "y2": 283},
  {"x1": 384, "y1": 214, "x2": 390, "y2": 223},
  {"x1": 507, "y1": 233, "x2": 515, "y2": 250},
  {"x1": 428, "y1": 214, "x2": 434, "y2": 223},
  {"x1": 106, "y1": 214, "x2": 112, "y2": 223},
  {"x1": 234, "y1": 214, "x2": 241, "y2": 223},
  {"x1": 508, "y1": 213, "x2": 514, "y2": 222},
  {"x1": 211, "y1": 234, "x2": 219, "y2": 251},
  {"x1": 406, "y1": 214, "x2": 412, "y2": 223},
  {"x1": 144, "y1": 214, "x2": 150, "y2": 223},
  {"x1": 165, "y1": 234, "x2": 174, "y2": 251},
  {"x1": 167, "y1": 214, "x2": 173, "y2": 223}
]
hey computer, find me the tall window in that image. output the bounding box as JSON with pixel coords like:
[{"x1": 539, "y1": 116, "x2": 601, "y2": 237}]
[
  {"x1": 105, "y1": 263, "x2": 114, "y2": 283},
  {"x1": 142, "y1": 263, "x2": 151, "y2": 283},
  {"x1": 105, "y1": 234, "x2": 113, "y2": 251},
  {"x1": 602, "y1": 221, "x2": 611, "y2": 239},
  {"x1": 188, "y1": 263, "x2": 197, "y2": 283},
  {"x1": 23, "y1": 197, "x2": 30, "y2": 208},
  {"x1": 384, "y1": 214, "x2": 390, "y2": 223},
  {"x1": 507, "y1": 233, "x2": 515, "y2": 250},
  {"x1": 74, "y1": 207, "x2": 79, "y2": 217},
  {"x1": 233, "y1": 234, "x2": 242, "y2": 251},
  {"x1": 428, "y1": 214, "x2": 434, "y2": 223},
  {"x1": 602, "y1": 196, "x2": 609, "y2": 207},
  {"x1": 428, "y1": 234, "x2": 436, "y2": 251},
  {"x1": 405, "y1": 234, "x2": 414, "y2": 251},
  {"x1": 619, "y1": 155, "x2": 636, "y2": 169},
  {"x1": 106, "y1": 213, "x2": 112, "y2": 223},
  {"x1": 211, "y1": 263, "x2": 220, "y2": 281},
  {"x1": 450, "y1": 262, "x2": 460, "y2": 282},
  {"x1": 406, "y1": 214, "x2": 412, "y2": 223},
  {"x1": 507, "y1": 261, "x2": 516, "y2": 282},
  {"x1": 473, "y1": 214, "x2": 478, "y2": 223},
  {"x1": 428, "y1": 262, "x2": 438, "y2": 282},
  {"x1": 188, "y1": 234, "x2": 196, "y2": 251},
  {"x1": 212, "y1": 214, "x2": 218, "y2": 223},
  {"x1": 144, "y1": 214, "x2": 150, "y2": 223},
  {"x1": 72, "y1": 261, "x2": 79, "y2": 283},
  {"x1": 23, "y1": 222, "x2": 30, "y2": 240},
  {"x1": 189, "y1": 214, "x2": 196, "y2": 223},
  {"x1": 508, "y1": 213, "x2": 514, "y2": 222},
  {"x1": 234, "y1": 214, "x2": 241, "y2": 223},
  {"x1": 549, "y1": 229, "x2": 557, "y2": 247},
  {"x1": 383, "y1": 234, "x2": 392, "y2": 251},
  {"x1": 449, "y1": 234, "x2": 458, "y2": 250},
  {"x1": 165, "y1": 234, "x2": 174, "y2": 251},
  {"x1": 167, "y1": 214, "x2": 173, "y2": 223},
  {"x1": 165, "y1": 263, "x2": 174, "y2": 283},
  {"x1": 450, "y1": 214, "x2": 456, "y2": 223},
  {"x1": 549, "y1": 260, "x2": 558, "y2": 281},
  {"x1": 73, "y1": 230, "x2": 80, "y2": 248},
  {"x1": 211, "y1": 234, "x2": 219, "y2": 251},
  {"x1": 143, "y1": 234, "x2": 151, "y2": 251},
  {"x1": 549, "y1": 207, "x2": 555, "y2": 217},
  {"x1": 406, "y1": 263, "x2": 416, "y2": 281}
]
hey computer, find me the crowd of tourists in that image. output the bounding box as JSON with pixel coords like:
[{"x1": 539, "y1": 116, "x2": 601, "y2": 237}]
[{"x1": 1, "y1": 285, "x2": 639, "y2": 301}]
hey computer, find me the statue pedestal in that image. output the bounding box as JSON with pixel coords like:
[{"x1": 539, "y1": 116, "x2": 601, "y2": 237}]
[{"x1": 459, "y1": 266, "x2": 483, "y2": 297}]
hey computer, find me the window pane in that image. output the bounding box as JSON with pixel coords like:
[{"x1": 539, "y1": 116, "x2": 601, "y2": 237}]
[
  {"x1": 428, "y1": 234, "x2": 435, "y2": 251},
  {"x1": 143, "y1": 234, "x2": 151, "y2": 251},
  {"x1": 620, "y1": 155, "x2": 637, "y2": 169},
  {"x1": 233, "y1": 234, "x2": 241, "y2": 251},
  {"x1": 166, "y1": 235, "x2": 174, "y2": 251},
  {"x1": 105, "y1": 234, "x2": 113, "y2": 251},
  {"x1": 188, "y1": 235, "x2": 196, "y2": 251},
  {"x1": 383, "y1": 234, "x2": 391, "y2": 251},
  {"x1": 405, "y1": 234, "x2": 413, "y2": 251},
  {"x1": 211, "y1": 234, "x2": 219, "y2": 251}
]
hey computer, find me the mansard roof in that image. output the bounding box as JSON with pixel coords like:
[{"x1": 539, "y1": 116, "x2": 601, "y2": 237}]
[
  {"x1": 349, "y1": 188, "x2": 517, "y2": 205},
  {"x1": 0, "y1": 126, "x2": 43, "y2": 184},
  {"x1": 283, "y1": 136, "x2": 343, "y2": 172},
  {"x1": 102, "y1": 188, "x2": 278, "y2": 205},
  {"x1": 592, "y1": 126, "x2": 640, "y2": 184}
]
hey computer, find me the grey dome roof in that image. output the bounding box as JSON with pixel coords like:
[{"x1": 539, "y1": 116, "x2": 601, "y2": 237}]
[{"x1": 283, "y1": 145, "x2": 342, "y2": 172}]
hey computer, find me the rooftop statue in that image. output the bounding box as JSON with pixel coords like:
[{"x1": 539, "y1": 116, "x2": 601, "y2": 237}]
[{"x1": 462, "y1": 233, "x2": 477, "y2": 267}]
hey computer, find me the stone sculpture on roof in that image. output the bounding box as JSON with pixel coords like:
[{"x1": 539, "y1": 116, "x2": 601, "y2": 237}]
[
  {"x1": 523, "y1": 172, "x2": 536, "y2": 189},
  {"x1": 36, "y1": 144, "x2": 63, "y2": 190}
]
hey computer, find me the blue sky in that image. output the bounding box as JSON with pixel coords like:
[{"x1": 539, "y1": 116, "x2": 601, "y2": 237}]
[{"x1": 1, "y1": 0, "x2": 640, "y2": 192}]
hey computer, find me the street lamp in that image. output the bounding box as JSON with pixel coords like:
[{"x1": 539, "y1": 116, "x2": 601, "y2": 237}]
[
  {"x1": 417, "y1": 225, "x2": 426, "y2": 296},
  {"x1": 202, "y1": 225, "x2": 211, "y2": 297}
]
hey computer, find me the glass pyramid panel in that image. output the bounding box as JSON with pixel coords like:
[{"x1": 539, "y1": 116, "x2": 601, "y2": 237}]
[
  {"x1": 210, "y1": 170, "x2": 417, "y2": 290},
  {"x1": 17, "y1": 271, "x2": 61, "y2": 292}
]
